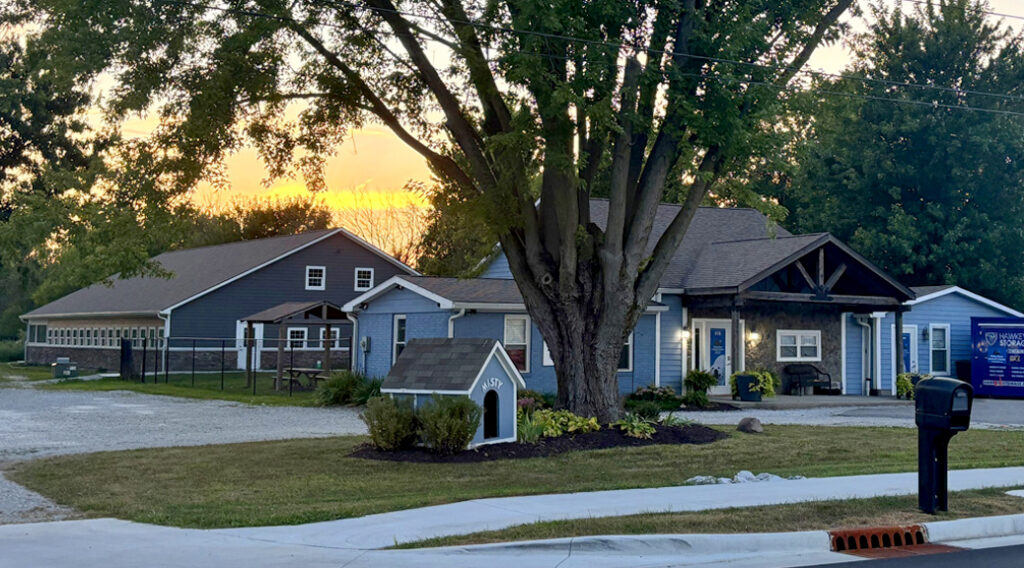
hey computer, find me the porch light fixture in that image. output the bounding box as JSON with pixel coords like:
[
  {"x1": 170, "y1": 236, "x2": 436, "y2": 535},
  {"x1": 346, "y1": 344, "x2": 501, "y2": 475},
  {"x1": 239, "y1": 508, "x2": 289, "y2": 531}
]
[
  {"x1": 681, "y1": 329, "x2": 691, "y2": 341},
  {"x1": 921, "y1": 328, "x2": 929, "y2": 341},
  {"x1": 748, "y1": 331, "x2": 761, "y2": 343}
]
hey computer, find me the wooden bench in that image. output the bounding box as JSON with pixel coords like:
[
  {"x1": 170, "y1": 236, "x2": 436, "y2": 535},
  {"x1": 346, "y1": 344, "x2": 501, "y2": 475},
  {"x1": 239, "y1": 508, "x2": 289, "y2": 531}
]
[{"x1": 284, "y1": 367, "x2": 330, "y2": 390}]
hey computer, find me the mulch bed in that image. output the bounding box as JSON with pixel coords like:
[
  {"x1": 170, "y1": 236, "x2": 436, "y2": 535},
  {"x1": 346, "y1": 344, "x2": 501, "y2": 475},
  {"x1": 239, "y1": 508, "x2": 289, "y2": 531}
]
[
  {"x1": 682, "y1": 401, "x2": 742, "y2": 412},
  {"x1": 349, "y1": 423, "x2": 729, "y2": 464}
]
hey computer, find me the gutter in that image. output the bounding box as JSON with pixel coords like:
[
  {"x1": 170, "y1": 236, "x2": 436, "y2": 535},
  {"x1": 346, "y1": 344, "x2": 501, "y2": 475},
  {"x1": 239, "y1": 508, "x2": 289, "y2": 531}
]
[
  {"x1": 854, "y1": 315, "x2": 871, "y2": 397},
  {"x1": 158, "y1": 310, "x2": 171, "y2": 374},
  {"x1": 346, "y1": 313, "x2": 360, "y2": 373}
]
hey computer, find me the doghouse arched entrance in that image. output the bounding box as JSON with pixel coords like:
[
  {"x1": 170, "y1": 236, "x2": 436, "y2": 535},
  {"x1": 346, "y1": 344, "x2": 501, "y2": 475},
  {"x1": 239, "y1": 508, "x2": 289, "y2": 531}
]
[{"x1": 483, "y1": 390, "x2": 499, "y2": 439}]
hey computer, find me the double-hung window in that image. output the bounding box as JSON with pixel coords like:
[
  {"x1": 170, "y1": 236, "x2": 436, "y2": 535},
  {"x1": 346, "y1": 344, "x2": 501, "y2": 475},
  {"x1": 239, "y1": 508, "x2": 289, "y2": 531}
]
[
  {"x1": 930, "y1": 324, "x2": 951, "y2": 375},
  {"x1": 503, "y1": 315, "x2": 530, "y2": 372},
  {"x1": 288, "y1": 328, "x2": 307, "y2": 350},
  {"x1": 320, "y1": 327, "x2": 340, "y2": 349},
  {"x1": 354, "y1": 268, "x2": 374, "y2": 291},
  {"x1": 618, "y1": 333, "x2": 634, "y2": 372},
  {"x1": 305, "y1": 266, "x2": 326, "y2": 291},
  {"x1": 393, "y1": 315, "x2": 407, "y2": 362},
  {"x1": 777, "y1": 330, "x2": 821, "y2": 362}
]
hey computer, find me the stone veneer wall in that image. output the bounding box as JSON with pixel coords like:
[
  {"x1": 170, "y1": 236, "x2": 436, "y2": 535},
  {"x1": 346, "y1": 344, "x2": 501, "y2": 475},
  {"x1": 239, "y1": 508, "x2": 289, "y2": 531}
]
[{"x1": 689, "y1": 302, "x2": 845, "y2": 390}]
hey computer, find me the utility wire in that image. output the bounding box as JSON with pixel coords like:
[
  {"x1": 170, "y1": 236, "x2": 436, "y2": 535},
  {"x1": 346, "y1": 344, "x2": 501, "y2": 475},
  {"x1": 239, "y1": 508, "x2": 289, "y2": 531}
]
[{"x1": 149, "y1": 0, "x2": 1024, "y2": 119}]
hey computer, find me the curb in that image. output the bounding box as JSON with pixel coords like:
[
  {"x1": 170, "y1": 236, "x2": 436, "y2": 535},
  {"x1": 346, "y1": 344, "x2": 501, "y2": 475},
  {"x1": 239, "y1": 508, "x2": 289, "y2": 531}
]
[{"x1": 924, "y1": 513, "x2": 1024, "y2": 543}]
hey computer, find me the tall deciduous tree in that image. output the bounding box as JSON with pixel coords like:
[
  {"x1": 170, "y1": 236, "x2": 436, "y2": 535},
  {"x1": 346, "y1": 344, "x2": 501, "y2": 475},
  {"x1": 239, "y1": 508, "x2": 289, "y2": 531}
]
[
  {"x1": 10, "y1": 0, "x2": 853, "y2": 419},
  {"x1": 768, "y1": 0, "x2": 1024, "y2": 308}
]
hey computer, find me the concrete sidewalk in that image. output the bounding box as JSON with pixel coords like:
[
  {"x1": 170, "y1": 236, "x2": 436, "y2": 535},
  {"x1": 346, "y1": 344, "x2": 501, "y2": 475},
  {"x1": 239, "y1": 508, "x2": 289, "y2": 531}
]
[{"x1": 3, "y1": 466, "x2": 1024, "y2": 567}]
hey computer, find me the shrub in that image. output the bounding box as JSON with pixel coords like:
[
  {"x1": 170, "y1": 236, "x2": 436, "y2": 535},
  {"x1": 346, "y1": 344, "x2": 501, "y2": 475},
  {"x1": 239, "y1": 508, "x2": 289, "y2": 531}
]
[
  {"x1": 526, "y1": 409, "x2": 600, "y2": 439},
  {"x1": 681, "y1": 390, "x2": 709, "y2": 408},
  {"x1": 519, "y1": 389, "x2": 552, "y2": 408},
  {"x1": 352, "y1": 378, "x2": 383, "y2": 406},
  {"x1": 614, "y1": 413, "x2": 656, "y2": 439},
  {"x1": 516, "y1": 410, "x2": 546, "y2": 443},
  {"x1": 898, "y1": 372, "x2": 930, "y2": 399},
  {"x1": 360, "y1": 396, "x2": 418, "y2": 451},
  {"x1": 626, "y1": 384, "x2": 681, "y2": 411},
  {"x1": 418, "y1": 395, "x2": 482, "y2": 455},
  {"x1": 729, "y1": 369, "x2": 779, "y2": 398},
  {"x1": 684, "y1": 370, "x2": 718, "y2": 393},
  {"x1": 0, "y1": 339, "x2": 23, "y2": 363},
  {"x1": 659, "y1": 412, "x2": 693, "y2": 427},
  {"x1": 630, "y1": 400, "x2": 663, "y2": 421},
  {"x1": 315, "y1": 371, "x2": 374, "y2": 406}
]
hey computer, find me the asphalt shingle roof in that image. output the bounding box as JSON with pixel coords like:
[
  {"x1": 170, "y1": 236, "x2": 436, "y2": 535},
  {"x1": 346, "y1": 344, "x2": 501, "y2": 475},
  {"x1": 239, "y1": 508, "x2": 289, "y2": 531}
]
[
  {"x1": 23, "y1": 230, "x2": 339, "y2": 318},
  {"x1": 382, "y1": 338, "x2": 499, "y2": 392},
  {"x1": 402, "y1": 276, "x2": 524, "y2": 305},
  {"x1": 680, "y1": 234, "x2": 828, "y2": 291},
  {"x1": 911, "y1": 285, "x2": 956, "y2": 297}
]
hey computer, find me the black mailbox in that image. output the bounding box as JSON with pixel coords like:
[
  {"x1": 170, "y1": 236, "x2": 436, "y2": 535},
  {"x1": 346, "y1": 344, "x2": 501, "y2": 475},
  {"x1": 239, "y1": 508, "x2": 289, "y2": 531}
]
[
  {"x1": 915, "y1": 377, "x2": 973, "y2": 514},
  {"x1": 915, "y1": 378, "x2": 973, "y2": 431}
]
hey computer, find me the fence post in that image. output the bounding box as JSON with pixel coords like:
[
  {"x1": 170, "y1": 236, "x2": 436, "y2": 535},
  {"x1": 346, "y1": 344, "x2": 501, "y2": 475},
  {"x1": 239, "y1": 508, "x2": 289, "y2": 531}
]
[
  {"x1": 141, "y1": 339, "x2": 147, "y2": 383},
  {"x1": 163, "y1": 338, "x2": 169, "y2": 383},
  {"x1": 191, "y1": 339, "x2": 196, "y2": 387},
  {"x1": 220, "y1": 339, "x2": 225, "y2": 391}
]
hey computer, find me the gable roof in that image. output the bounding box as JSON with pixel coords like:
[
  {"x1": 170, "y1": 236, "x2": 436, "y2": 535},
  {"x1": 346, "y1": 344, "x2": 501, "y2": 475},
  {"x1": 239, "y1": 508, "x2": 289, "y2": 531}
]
[
  {"x1": 23, "y1": 228, "x2": 417, "y2": 320},
  {"x1": 906, "y1": 285, "x2": 1023, "y2": 317},
  {"x1": 342, "y1": 275, "x2": 669, "y2": 312},
  {"x1": 381, "y1": 338, "x2": 526, "y2": 393},
  {"x1": 680, "y1": 234, "x2": 828, "y2": 291}
]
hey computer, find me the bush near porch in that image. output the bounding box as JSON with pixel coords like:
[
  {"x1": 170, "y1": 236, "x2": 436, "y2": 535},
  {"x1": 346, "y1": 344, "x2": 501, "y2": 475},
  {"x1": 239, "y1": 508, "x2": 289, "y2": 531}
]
[{"x1": 10, "y1": 426, "x2": 1023, "y2": 529}]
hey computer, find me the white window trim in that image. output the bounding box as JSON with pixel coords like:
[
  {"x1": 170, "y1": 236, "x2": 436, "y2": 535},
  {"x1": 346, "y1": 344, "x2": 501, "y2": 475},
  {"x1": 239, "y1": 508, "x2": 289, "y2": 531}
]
[
  {"x1": 503, "y1": 314, "x2": 531, "y2": 373},
  {"x1": 320, "y1": 327, "x2": 340, "y2": 349},
  {"x1": 393, "y1": 315, "x2": 407, "y2": 363},
  {"x1": 619, "y1": 332, "x2": 634, "y2": 372},
  {"x1": 929, "y1": 323, "x2": 951, "y2": 376},
  {"x1": 353, "y1": 267, "x2": 375, "y2": 292},
  {"x1": 287, "y1": 327, "x2": 307, "y2": 350},
  {"x1": 777, "y1": 329, "x2": 822, "y2": 362},
  {"x1": 305, "y1": 265, "x2": 327, "y2": 291}
]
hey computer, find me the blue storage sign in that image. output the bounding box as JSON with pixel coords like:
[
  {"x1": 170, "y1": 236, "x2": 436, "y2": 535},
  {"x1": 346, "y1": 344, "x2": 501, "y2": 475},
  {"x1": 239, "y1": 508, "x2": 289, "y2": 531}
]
[{"x1": 971, "y1": 317, "x2": 1024, "y2": 397}]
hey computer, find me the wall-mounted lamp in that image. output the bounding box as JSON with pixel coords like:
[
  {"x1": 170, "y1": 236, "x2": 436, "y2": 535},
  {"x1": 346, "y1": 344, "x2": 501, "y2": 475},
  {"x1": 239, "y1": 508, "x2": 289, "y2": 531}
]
[
  {"x1": 681, "y1": 329, "x2": 691, "y2": 341},
  {"x1": 747, "y1": 331, "x2": 761, "y2": 343},
  {"x1": 921, "y1": 328, "x2": 930, "y2": 341}
]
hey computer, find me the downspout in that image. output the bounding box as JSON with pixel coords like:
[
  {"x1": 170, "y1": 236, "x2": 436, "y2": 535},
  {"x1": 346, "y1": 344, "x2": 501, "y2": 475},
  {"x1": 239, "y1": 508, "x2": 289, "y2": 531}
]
[
  {"x1": 346, "y1": 313, "x2": 360, "y2": 373},
  {"x1": 448, "y1": 308, "x2": 466, "y2": 338}
]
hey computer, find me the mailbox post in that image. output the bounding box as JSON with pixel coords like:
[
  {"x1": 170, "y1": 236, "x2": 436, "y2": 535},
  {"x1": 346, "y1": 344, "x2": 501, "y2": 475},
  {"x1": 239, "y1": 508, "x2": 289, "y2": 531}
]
[{"x1": 915, "y1": 377, "x2": 973, "y2": 514}]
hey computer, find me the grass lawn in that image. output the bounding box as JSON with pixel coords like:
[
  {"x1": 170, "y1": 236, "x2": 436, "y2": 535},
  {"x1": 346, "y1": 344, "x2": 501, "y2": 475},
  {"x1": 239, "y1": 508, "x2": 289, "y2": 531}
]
[
  {"x1": 8, "y1": 426, "x2": 1024, "y2": 529},
  {"x1": 0, "y1": 362, "x2": 96, "y2": 383},
  {"x1": 398, "y1": 487, "x2": 1024, "y2": 548},
  {"x1": 43, "y1": 372, "x2": 318, "y2": 406}
]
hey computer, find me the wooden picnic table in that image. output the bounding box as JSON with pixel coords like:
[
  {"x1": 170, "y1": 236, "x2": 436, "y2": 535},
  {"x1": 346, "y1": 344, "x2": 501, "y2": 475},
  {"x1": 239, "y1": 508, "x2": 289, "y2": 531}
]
[{"x1": 284, "y1": 367, "x2": 329, "y2": 390}]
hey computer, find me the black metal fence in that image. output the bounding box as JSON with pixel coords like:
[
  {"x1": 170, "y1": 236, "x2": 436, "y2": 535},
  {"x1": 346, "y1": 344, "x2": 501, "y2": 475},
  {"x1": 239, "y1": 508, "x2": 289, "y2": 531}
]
[{"x1": 118, "y1": 336, "x2": 353, "y2": 396}]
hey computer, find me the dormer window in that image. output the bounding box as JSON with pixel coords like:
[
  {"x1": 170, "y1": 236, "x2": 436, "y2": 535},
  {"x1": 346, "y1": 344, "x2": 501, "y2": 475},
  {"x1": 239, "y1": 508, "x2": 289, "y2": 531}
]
[
  {"x1": 354, "y1": 267, "x2": 374, "y2": 291},
  {"x1": 306, "y1": 266, "x2": 326, "y2": 290}
]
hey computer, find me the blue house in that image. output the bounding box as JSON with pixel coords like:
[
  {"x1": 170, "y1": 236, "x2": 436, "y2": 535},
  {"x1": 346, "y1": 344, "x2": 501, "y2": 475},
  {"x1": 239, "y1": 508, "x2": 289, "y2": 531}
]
[
  {"x1": 345, "y1": 199, "x2": 915, "y2": 397},
  {"x1": 842, "y1": 285, "x2": 1023, "y2": 396},
  {"x1": 21, "y1": 229, "x2": 418, "y2": 372}
]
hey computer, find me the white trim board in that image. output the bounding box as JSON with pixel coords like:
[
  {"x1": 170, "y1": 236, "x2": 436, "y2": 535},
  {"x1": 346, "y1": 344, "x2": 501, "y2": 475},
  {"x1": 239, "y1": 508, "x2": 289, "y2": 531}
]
[
  {"x1": 905, "y1": 286, "x2": 1024, "y2": 317},
  {"x1": 890, "y1": 324, "x2": 919, "y2": 393}
]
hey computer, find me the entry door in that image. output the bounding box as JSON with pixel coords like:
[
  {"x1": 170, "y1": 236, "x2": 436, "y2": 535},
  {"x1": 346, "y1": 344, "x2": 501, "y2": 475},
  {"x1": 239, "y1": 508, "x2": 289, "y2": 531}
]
[
  {"x1": 236, "y1": 321, "x2": 264, "y2": 370},
  {"x1": 892, "y1": 324, "x2": 918, "y2": 385},
  {"x1": 692, "y1": 319, "x2": 740, "y2": 395}
]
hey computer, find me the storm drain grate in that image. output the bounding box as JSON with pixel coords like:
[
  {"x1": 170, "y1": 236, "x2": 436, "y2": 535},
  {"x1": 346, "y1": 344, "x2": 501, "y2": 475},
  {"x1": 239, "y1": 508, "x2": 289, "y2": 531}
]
[{"x1": 828, "y1": 525, "x2": 963, "y2": 559}]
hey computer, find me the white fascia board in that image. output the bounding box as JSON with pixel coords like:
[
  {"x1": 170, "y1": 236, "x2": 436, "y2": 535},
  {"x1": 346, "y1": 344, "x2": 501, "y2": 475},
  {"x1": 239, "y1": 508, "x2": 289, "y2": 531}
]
[
  {"x1": 163, "y1": 229, "x2": 345, "y2": 313},
  {"x1": 645, "y1": 305, "x2": 670, "y2": 313},
  {"x1": 21, "y1": 311, "x2": 162, "y2": 321},
  {"x1": 905, "y1": 286, "x2": 1024, "y2": 317},
  {"x1": 343, "y1": 276, "x2": 455, "y2": 312},
  {"x1": 484, "y1": 341, "x2": 528, "y2": 390},
  {"x1": 453, "y1": 302, "x2": 527, "y2": 311}
]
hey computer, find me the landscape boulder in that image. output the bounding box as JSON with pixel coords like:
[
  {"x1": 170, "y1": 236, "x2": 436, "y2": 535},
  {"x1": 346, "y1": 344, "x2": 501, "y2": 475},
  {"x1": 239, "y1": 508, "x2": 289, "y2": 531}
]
[{"x1": 737, "y1": 417, "x2": 763, "y2": 434}]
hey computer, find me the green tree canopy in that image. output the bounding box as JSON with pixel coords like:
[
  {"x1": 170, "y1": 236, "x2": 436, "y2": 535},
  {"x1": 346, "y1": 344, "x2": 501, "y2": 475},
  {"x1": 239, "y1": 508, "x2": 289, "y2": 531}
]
[{"x1": 768, "y1": 0, "x2": 1024, "y2": 308}]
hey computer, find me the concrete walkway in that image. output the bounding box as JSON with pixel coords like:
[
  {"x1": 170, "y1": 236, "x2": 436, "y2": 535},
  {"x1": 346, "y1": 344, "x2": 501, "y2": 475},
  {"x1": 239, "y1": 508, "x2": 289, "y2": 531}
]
[{"x1": 3, "y1": 466, "x2": 1024, "y2": 567}]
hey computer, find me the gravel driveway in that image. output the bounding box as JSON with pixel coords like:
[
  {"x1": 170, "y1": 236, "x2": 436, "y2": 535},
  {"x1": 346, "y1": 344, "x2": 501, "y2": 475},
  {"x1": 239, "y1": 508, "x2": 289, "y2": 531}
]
[{"x1": 0, "y1": 386, "x2": 366, "y2": 524}]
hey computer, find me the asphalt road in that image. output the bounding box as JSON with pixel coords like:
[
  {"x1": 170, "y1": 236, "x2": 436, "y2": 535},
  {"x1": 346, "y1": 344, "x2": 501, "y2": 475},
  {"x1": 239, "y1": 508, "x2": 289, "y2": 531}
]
[
  {"x1": 839, "y1": 397, "x2": 1024, "y2": 427},
  {"x1": 802, "y1": 544, "x2": 1024, "y2": 567}
]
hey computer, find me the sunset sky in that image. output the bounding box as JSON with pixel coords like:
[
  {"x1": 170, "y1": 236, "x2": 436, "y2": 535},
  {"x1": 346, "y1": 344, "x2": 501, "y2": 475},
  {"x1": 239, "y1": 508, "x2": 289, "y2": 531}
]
[{"x1": 124, "y1": 1, "x2": 1019, "y2": 214}]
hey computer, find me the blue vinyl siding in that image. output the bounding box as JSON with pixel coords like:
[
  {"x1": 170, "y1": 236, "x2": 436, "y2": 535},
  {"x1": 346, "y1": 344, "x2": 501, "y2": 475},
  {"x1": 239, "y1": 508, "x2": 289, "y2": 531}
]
[
  {"x1": 480, "y1": 253, "x2": 513, "y2": 279},
  {"x1": 844, "y1": 291, "x2": 1018, "y2": 393},
  {"x1": 355, "y1": 289, "x2": 450, "y2": 378},
  {"x1": 170, "y1": 232, "x2": 412, "y2": 341},
  {"x1": 659, "y1": 295, "x2": 685, "y2": 392}
]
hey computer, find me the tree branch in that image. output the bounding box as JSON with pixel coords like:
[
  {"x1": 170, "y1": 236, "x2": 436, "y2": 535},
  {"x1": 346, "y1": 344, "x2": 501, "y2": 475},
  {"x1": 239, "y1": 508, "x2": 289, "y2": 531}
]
[{"x1": 775, "y1": 0, "x2": 854, "y2": 87}]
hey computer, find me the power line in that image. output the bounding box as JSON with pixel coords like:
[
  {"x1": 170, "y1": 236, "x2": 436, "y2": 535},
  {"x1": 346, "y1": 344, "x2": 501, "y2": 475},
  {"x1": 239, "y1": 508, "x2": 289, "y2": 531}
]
[
  {"x1": 318, "y1": 0, "x2": 1024, "y2": 105},
  {"x1": 148, "y1": 0, "x2": 1024, "y2": 119},
  {"x1": 900, "y1": 0, "x2": 1024, "y2": 22}
]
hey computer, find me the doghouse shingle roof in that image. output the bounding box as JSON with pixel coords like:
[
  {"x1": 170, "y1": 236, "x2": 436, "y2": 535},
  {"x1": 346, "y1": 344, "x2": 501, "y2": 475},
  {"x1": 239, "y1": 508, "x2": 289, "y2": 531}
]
[{"x1": 382, "y1": 338, "x2": 502, "y2": 392}]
